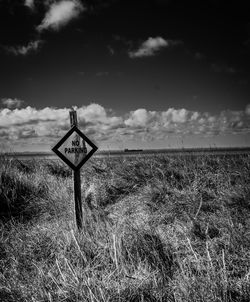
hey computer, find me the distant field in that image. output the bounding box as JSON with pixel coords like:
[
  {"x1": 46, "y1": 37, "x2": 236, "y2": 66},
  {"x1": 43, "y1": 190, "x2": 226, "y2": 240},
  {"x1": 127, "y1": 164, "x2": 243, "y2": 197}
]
[
  {"x1": 0, "y1": 152, "x2": 250, "y2": 301},
  {"x1": 3, "y1": 146, "x2": 250, "y2": 160}
]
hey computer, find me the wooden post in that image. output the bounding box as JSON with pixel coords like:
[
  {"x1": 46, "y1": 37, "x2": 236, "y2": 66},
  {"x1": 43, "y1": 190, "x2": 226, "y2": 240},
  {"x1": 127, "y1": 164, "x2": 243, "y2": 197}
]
[{"x1": 69, "y1": 109, "x2": 83, "y2": 230}]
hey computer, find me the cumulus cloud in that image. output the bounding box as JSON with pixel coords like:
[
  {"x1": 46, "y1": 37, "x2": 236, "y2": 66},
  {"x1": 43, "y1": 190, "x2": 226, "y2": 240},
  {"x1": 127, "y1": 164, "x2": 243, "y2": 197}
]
[
  {"x1": 37, "y1": 0, "x2": 85, "y2": 32},
  {"x1": 129, "y1": 37, "x2": 181, "y2": 58},
  {"x1": 0, "y1": 106, "x2": 69, "y2": 128},
  {"x1": 77, "y1": 104, "x2": 123, "y2": 131},
  {"x1": 4, "y1": 40, "x2": 43, "y2": 56},
  {"x1": 1, "y1": 103, "x2": 250, "y2": 146},
  {"x1": 0, "y1": 104, "x2": 123, "y2": 143},
  {"x1": 1, "y1": 98, "x2": 24, "y2": 109},
  {"x1": 191, "y1": 111, "x2": 200, "y2": 121},
  {"x1": 125, "y1": 109, "x2": 155, "y2": 127},
  {"x1": 162, "y1": 108, "x2": 190, "y2": 124},
  {"x1": 125, "y1": 107, "x2": 250, "y2": 138}
]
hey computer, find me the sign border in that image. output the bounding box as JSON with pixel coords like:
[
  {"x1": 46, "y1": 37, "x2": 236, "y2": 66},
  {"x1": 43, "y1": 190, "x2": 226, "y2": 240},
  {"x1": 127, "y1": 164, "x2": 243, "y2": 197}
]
[{"x1": 52, "y1": 125, "x2": 98, "y2": 171}]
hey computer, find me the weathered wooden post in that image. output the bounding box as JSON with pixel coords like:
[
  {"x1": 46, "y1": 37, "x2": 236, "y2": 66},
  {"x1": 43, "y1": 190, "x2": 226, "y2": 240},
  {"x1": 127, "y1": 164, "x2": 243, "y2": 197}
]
[
  {"x1": 52, "y1": 109, "x2": 98, "y2": 231},
  {"x1": 69, "y1": 109, "x2": 83, "y2": 230}
]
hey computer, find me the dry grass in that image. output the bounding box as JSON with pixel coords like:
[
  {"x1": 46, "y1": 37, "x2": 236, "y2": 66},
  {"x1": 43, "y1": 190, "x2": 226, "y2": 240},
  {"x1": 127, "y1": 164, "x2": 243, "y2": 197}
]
[{"x1": 0, "y1": 153, "x2": 250, "y2": 301}]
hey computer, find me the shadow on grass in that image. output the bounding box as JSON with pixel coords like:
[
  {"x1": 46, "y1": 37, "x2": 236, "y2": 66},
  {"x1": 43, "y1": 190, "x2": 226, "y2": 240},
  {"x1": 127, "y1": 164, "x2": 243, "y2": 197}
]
[{"x1": 0, "y1": 170, "x2": 49, "y2": 222}]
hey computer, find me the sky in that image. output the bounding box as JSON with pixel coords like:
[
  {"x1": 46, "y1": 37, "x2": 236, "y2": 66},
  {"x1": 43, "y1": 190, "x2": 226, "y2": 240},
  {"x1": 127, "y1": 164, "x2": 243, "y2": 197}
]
[{"x1": 0, "y1": 0, "x2": 250, "y2": 152}]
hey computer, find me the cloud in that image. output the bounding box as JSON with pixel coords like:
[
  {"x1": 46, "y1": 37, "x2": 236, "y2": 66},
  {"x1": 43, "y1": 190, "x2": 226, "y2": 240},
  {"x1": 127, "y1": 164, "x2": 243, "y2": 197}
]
[
  {"x1": 245, "y1": 104, "x2": 250, "y2": 115},
  {"x1": 1, "y1": 103, "x2": 250, "y2": 147},
  {"x1": 125, "y1": 107, "x2": 250, "y2": 138},
  {"x1": 4, "y1": 40, "x2": 43, "y2": 56},
  {"x1": 24, "y1": 0, "x2": 35, "y2": 10},
  {"x1": 1, "y1": 98, "x2": 25, "y2": 109},
  {"x1": 128, "y1": 37, "x2": 181, "y2": 58},
  {"x1": 162, "y1": 108, "x2": 190, "y2": 124},
  {"x1": 0, "y1": 106, "x2": 68, "y2": 128},
  {"x1": 0, "y1": 129, "x2": 9, "y2": 139},
  {"x1": 77, "y1": 104, "x2": 123, "y2": 130},
  {"x1": 0, "y1": 104, "x2": 124, "y2": 144},
  {"x1": 125, "y1": 109, "x2": 156, "y2": 127},
  {"x1": 37, "y1": 0, "x2": 85, "y2": 32}
]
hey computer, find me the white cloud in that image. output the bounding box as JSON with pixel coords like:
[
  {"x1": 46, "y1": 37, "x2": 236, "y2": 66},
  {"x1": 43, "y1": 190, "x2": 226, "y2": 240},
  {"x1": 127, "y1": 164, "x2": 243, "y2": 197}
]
[
  {"x1": 128, "y1": 37, "x2": 182, "y2": 58},
  {"x1": 4, "y1": 40, "x2": 43, "y2": 56},
  {"x1": 0, "y1": 106, "x2": 69, "y2": 128},
  {"x1": 0, "y1": 104, "x2": 123, "y2": 143},
  {"x1": 208, "y1": 116, "x2": 216, "y2": 123},
  {"x1": 24, "y1": 0, "x2": 35, "y2": 10},
  {"x1": 37, "y1": 0, "x2": 85, "y2": 32},
  {"x1": 191, "y1": 112, "x2": 199, "y2": 121},
  {"x1": 78, "y1": 103, "x2": 123, "y2": 128},
  {"x1": 1, "y1": 103, "x2": 250, "y2": 146},
  {"x1": 129, "y1": 37, "x2": 167, "y2": 58},
  {"x1": 1, "y1": 98, "x2": 24, "y2": 109},
  {"x1": 162, "y1": 108, "x2": 189, "y2": 125},
  {"x1": 125, "y1": 109, "x2": 155, "y2": 127}
]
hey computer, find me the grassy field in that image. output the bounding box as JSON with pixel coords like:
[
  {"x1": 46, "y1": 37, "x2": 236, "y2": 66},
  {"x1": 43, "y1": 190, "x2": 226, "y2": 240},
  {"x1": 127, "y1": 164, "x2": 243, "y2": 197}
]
[{"x1": 0, "y1": 153, "x2": 250, "y2": 301}]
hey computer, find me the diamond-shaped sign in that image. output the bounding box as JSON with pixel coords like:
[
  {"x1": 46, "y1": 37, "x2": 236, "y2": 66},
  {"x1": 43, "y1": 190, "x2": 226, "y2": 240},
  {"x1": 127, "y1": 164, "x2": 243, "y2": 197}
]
[{"x1": 52, "y1": 125, "x2": 98, "y2": 171}]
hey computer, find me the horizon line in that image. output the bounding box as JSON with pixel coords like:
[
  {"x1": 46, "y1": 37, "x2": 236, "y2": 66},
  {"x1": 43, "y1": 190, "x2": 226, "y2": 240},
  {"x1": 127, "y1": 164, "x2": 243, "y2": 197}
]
[{"x1": 2, "y1": 146, "x2": 250, "y2": 156}]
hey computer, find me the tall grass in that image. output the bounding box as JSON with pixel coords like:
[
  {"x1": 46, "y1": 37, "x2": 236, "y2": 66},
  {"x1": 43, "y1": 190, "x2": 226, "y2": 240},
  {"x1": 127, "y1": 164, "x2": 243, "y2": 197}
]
[{"x1": 0, "y1": 153, "x2": 250, "y2": 301}]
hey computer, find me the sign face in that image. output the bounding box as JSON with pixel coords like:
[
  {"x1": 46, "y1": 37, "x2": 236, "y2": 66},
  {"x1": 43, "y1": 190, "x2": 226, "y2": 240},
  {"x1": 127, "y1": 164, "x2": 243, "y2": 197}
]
[{"x1": 52, "y1": 125, "x2": 98, "y2": 171}]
